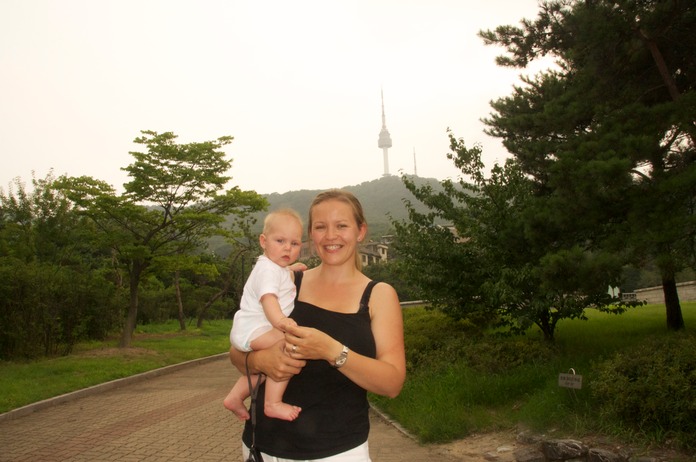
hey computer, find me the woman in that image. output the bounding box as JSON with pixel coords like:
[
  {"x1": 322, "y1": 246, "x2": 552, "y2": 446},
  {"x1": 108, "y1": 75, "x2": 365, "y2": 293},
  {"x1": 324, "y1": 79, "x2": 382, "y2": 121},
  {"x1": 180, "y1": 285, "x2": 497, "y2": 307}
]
[{"x1": 229, "y1": 189, "x2": 406, "y2": 461}]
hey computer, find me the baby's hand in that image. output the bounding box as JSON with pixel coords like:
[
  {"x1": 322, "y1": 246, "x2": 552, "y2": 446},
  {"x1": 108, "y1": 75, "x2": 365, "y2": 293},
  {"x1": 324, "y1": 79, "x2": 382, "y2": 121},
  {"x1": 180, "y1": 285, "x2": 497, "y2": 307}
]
[
  {"x1": 278, "y1": 317, "x2": 298, "y2": 332},
  {"x1": 288, "y1": 262, "x2": 308, "y2": 272}
]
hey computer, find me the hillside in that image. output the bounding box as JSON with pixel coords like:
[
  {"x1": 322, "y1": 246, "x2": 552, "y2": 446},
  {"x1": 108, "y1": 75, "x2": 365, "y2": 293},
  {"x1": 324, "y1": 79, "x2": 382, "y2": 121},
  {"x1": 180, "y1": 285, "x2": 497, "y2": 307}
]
[{"x1": 258, "y1": 175, "x2": 446, "y2": 237}]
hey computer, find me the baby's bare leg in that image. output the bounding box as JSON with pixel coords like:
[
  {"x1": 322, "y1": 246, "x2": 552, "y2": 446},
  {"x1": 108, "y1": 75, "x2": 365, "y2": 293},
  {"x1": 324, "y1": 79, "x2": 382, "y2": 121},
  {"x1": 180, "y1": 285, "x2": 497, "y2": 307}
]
[
  {"x1": 264, "y1": 377, "x2": 301, "y2": 421},
  {"x1": 223, "y1": 374, "x2": 258, "y2": 421}
]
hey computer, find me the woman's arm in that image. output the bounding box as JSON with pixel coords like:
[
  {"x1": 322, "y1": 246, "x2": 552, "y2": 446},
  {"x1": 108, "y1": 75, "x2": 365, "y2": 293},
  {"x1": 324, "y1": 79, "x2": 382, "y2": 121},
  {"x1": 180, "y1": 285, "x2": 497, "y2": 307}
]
[
  {"x1": 284, "y1": 283, "x2": 406, "y2": 398},
  {"x1": 229, "y1": 339, "x2": 306, "y2": 383}
]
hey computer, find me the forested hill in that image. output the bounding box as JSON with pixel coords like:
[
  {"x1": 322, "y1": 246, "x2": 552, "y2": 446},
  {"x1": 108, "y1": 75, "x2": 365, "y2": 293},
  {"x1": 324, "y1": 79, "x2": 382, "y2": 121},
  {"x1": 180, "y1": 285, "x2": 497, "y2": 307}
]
[{"x1": 256, "y1": 175, "x2": 446, "y2": 236}]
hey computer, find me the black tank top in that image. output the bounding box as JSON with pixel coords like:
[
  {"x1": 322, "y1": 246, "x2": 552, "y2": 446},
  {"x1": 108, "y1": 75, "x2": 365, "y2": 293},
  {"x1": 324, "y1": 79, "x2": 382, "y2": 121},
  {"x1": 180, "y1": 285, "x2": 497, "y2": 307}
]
[{"x1": 242, "y1": 272, "x2": 378, "y2": 459}]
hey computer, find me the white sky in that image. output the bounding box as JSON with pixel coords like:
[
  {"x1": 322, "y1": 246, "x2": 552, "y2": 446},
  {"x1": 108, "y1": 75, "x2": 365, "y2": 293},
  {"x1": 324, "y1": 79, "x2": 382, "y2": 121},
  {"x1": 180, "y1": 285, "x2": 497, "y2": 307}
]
[{"x1": 1, "y1": 0, "x2": 548, "y2": 195}]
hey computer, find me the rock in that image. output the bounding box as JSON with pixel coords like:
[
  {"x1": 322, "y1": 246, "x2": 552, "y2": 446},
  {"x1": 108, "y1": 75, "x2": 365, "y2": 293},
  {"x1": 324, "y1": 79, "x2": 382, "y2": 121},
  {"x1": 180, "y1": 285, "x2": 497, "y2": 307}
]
[
  {"x1": 517, "y1": 430, "x2": 543, "y2": 445},
  {"x1": 588, "y1": 448, "x2": 625, "y2": 462},
  {"x1": 514, "y1": 447, "x2": 546, "y2": 462},
  {"x1": 542, "y1": 439, "x2": 588, "y2": 460}
]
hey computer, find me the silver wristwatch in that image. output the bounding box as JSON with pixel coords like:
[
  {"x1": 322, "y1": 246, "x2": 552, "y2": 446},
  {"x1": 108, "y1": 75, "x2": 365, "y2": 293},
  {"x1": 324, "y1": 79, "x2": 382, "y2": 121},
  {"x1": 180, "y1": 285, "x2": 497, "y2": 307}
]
[{"x1": 332, "y1": 345, "x2": 349, "y2": 368}]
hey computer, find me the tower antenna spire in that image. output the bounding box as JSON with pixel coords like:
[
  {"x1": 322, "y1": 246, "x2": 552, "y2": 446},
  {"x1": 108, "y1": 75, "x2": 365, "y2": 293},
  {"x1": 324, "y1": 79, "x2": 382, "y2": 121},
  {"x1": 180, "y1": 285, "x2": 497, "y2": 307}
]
[
  {"x1": 377, "y1": 87, "x2": 393, "y2": 177},
  {"x1": 413, "y1": 147, "x2": 417, "y2": 176}
]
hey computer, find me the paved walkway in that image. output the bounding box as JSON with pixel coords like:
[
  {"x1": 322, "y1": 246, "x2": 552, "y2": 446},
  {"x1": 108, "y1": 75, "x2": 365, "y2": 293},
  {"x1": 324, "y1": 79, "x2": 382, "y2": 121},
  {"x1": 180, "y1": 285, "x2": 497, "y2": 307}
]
[{"x1": 0, "y1": 355, "x2": 459, "y2": 462}]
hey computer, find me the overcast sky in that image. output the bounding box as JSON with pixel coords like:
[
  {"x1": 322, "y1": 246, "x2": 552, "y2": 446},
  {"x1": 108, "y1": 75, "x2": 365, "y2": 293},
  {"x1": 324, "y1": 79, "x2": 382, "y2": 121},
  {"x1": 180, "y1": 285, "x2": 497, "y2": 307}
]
[{"x1": 1, "y1": 1, "x2": 549, "y2": 195}]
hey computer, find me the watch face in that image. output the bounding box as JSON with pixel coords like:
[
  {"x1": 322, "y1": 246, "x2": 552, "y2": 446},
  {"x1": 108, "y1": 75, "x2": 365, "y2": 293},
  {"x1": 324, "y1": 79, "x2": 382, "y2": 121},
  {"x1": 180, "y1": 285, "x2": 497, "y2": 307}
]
[{"x1": 334, "y1": 346, "x2": 348, "y2": 368}]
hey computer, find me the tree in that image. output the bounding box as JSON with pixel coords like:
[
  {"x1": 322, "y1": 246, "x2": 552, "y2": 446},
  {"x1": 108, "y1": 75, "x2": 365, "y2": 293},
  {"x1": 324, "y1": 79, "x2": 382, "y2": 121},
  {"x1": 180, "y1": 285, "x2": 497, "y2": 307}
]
[
  {"x1": 194, "y1": 214, "x2": 260, "y2": 328},
  {"x1": 61, "y1": 131, "x2": 267, "y2": 347},
  {"x1": 479, "y1": 0, "x2": 696, "y2": 330},
  {"x1": 0, "y1": 173, "x2": 120, "y2": 357},
  {"x1": 394, "y1": 133, "x2": 629, "y2": 341}
]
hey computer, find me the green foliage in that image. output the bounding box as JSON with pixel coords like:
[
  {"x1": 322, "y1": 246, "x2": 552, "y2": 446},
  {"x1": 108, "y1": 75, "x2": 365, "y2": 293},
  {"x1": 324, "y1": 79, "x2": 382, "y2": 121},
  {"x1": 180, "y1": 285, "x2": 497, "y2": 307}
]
[
  {"x1": 0, "y1": 319, "x2": 231, "y2": 413},
  {"x1": 479, "y1": 0, "x2": 696, "y2": 330},
  {"x1": 0, "y1": 174, "x2": 121, "y2": 359},
  {"x1": 393, "y1": 135, "x2": 628, "y2": 341},
  {"x1": 372, "y1": 305, "x2": 696, "y2": 453},
  {"x1": 59, "y1": 130, "x2": 268, "y2": 347},
  {"x1": 394, "y1": 0, "x2": 696, "y2": 339},
  {"x1": 375, "y1": 307, "x2": 560, "y2": 443},
  {"x1": 361, "y1": 260, "x2": 418, "y2": 302},
  {"x1": 401, "y1": 307, "x2": 476, "y2": 370},
  {"x1": 591, "y1": 333, "x2": 696, "y2": 449}
]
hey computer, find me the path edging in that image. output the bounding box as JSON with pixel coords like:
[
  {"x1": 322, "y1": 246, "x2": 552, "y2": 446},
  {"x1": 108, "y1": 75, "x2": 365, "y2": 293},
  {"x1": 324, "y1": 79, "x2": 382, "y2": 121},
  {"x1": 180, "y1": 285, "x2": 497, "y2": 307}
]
[{"x1": 0, "y1": 352, "x2": 229, "y2": 423}]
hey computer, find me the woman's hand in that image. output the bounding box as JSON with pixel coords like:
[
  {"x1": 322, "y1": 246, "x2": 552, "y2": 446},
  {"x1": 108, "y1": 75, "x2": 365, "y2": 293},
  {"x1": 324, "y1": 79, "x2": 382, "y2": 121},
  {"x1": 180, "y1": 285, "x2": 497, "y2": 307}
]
[
  {"x1": 230, "y1": 339, "x2": 306, "y2": 382},
  {"x1": 284, "y1": 324, "x2": 339, "y2": 363}
]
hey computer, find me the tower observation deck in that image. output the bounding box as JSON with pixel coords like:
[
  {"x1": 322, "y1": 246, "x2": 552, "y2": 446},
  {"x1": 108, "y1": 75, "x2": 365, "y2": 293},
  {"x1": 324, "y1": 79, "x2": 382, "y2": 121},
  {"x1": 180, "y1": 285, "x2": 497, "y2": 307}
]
[{"x1": 377, "y1": 89, "x2": 392, "y2": 177}]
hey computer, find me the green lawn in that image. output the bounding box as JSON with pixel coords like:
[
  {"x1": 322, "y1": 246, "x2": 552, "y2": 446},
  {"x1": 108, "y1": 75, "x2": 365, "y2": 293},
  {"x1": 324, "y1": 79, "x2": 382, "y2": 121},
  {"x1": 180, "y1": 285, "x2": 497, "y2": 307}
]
[
  {"x1": 2, "y1": 304, "x2": 695, "y2": 455},
  {"x1": 372, "y1": 302, "x2": 696, "y2": 450},
  {"x1": 0, "y1": 319, "x2": 231, "y2": 413}
]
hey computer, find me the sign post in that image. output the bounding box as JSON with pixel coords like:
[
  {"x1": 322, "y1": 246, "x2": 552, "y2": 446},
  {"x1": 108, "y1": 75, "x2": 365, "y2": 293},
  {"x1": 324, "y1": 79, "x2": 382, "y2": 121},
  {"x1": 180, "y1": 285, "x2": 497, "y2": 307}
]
[{"x1": 558, "y1": 368, "x2": 582, "y2": 390}]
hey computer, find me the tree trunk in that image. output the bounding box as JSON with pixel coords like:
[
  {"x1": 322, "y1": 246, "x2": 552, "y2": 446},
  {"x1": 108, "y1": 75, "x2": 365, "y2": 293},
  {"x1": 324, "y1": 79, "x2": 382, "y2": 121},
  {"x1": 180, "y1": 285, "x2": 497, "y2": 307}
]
[
  {"x1": 196, "y1": 278, "x2": 234, "y2": 328},
  {"x1": 175, "y1": 269, "x2": 186, "y2": 331},
  {"x1": 196, "y1": 249, "x2": 246, "y2": 328},
  {"x1": 662, "y1": 272, "x2": 685, "y2": 331},
  {"x1": 119, "y1": 262, "x2": 145, "y2": 348},
  {"x1": 537, "y1": 309, "x2": 555, "y2": 342}
]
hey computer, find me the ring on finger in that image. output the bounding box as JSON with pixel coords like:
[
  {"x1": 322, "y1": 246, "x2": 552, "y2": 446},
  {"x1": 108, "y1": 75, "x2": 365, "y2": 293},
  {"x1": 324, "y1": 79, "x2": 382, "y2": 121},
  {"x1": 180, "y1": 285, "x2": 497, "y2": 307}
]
[{"x1": 292, "y1": 344, "x2": 297, "y2": 353}]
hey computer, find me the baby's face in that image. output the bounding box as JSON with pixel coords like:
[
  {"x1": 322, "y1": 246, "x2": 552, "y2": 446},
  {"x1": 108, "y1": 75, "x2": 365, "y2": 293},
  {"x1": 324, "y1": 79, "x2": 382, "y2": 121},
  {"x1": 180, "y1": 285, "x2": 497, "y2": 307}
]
[{"x1": 261, "y1": 215, "x2": 303, "y2": 267}]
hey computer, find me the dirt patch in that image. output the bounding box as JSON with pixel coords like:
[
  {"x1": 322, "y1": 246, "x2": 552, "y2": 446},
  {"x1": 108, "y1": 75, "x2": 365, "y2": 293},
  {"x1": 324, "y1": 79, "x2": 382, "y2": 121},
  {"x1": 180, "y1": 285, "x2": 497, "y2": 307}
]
[
  {"x1": 431, "y1": 430, "x2": 694, "y2": 462},
  {"x1": 432, "y1": 430, "x2": 524, "y2": 462}
]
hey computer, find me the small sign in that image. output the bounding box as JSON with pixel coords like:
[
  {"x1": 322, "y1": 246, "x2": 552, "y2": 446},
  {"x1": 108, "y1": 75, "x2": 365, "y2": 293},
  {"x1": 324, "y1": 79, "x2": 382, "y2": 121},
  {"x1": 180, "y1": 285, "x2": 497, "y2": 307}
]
[{"x1": 558, "y1": 373, "x2": 583, "y2": 389}]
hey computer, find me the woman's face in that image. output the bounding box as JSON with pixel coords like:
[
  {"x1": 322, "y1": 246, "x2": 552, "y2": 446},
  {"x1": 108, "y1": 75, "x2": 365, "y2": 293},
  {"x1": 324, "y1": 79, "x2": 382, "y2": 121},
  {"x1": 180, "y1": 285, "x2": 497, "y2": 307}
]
[{"x1": 310, "y1": 199, "x2": 365, "y2": 266}]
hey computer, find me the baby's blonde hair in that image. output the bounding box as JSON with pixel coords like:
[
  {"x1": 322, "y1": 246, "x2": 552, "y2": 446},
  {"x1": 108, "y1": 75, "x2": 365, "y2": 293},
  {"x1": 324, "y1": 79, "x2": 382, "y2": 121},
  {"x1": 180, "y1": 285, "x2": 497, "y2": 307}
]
[{"x1": 263, "y1": 208, "x2": 303, "y2": 235}]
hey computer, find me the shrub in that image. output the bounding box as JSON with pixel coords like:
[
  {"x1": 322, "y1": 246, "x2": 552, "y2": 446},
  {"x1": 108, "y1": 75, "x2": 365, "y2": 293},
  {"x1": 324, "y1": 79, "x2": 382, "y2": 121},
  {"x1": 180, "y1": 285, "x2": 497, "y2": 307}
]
[
  {"x1": 402, "y1": 307, "x2": 474, "y2": 370},
  {"x1": 463, "y1": 337, "x2": 557, "y2": 373},
  {"x1": 591, "y1": 333, "x2": 696, "y2": 449},
  {"x1": 403, "y1": 307, "x2": 557, "y2": 373}
]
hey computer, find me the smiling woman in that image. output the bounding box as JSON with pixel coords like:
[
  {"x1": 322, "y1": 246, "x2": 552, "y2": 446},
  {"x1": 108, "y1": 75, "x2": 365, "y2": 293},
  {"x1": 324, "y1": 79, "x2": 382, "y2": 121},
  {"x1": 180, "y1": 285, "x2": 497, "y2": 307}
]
[{"x1": 229, "y1": 189, "x2": 406, "y2": 461}]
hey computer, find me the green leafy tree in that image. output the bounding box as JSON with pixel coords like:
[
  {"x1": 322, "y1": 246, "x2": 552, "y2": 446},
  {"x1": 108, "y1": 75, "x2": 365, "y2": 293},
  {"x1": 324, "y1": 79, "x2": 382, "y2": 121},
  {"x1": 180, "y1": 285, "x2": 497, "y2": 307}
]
[
  {"x1": 193, "y1": 215, "x2": 261, "y2": 328},
  {"x1": 394, "y1": 134, "x2": 628, "y2": 341},
  {"x1": 60, "y1": 131, "x2": 267, "y2": 347},
  {"x1": 479, "y1": 0, "x2": 696, "y2": 330},
  {"x1": 0, "y1": 173, "x2": 119, "y2": 357}
]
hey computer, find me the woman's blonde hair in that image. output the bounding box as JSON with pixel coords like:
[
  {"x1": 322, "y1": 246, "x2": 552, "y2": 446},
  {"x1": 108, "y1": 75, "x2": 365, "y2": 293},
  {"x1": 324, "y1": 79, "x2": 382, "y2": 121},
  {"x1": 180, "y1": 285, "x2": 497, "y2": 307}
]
[{"x1": 308, "y1": 189, "x2": 367, "y2": 270}]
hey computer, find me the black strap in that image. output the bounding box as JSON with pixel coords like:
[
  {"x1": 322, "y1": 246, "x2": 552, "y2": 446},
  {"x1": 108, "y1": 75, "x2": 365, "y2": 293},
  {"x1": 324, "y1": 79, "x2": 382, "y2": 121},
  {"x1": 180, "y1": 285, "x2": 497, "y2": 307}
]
[
  {"x1": 245, "y1": 353, "x2": 262, "y2": 457},
  {"x1": 293, "y1": 270, "x2": 304, "y2": 294},
  {"x1": 359, "y1": 281, "x2": 379, "y2": 313},
  {"x1": 295, "y1": 272, "x2": 377, "y2": 314}
]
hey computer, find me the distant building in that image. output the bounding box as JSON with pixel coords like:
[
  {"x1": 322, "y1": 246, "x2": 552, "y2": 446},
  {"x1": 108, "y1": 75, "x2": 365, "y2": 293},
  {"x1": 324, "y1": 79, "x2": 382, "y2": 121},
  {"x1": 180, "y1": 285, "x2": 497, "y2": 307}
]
[{"x1": 359, "y1": 239, "x2": 389, "y2": 266}]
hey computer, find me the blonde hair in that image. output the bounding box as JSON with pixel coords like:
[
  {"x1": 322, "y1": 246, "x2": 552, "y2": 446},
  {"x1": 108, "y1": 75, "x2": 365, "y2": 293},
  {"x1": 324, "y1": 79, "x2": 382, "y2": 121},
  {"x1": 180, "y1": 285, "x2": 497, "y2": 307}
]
[
  {"x1": 308, "y1": 189, "x2": 367, "y2": 270},
  {"x1": 263, "y1": 208, "x2": 303, "y2": 235}
]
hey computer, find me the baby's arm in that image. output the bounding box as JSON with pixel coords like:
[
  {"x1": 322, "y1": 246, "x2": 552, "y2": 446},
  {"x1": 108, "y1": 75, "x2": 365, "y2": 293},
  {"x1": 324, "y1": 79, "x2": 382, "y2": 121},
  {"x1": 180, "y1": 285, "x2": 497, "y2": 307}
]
[{"x1": 260, "y1": 293, "x2": 296, "y2": 331}]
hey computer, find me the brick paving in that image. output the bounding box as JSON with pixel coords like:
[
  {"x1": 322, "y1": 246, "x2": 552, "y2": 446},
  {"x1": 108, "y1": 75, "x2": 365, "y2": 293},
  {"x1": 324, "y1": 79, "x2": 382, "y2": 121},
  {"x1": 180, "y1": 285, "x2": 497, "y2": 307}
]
[{"x1": 0, "y1": 355, "x2": 459, "y2": 461}]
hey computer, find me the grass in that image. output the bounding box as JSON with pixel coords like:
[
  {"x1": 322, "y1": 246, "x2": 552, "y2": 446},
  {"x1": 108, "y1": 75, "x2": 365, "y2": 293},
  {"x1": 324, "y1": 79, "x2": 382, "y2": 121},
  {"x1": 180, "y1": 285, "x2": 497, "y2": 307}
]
[
  {"x1": 0, "y1": 319, "x2": 231, "y2": 413},
  {"x1": 2, "y1": 304, "x2": 695, "y2": 455},
  {"x1": 371, "y1": 302, "x2": 696, "y2": 452}
]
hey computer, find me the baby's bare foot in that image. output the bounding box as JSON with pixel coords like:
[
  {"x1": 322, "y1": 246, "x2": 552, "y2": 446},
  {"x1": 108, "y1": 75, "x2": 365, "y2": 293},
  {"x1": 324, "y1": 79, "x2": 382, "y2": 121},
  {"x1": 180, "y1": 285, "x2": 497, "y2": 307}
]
[
  {"x1": 265, "y1": 402, "x2": 301, "y2": 421},
  {"x1": 223, "y1": 396, "x2": 250, "y2": 421}
]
